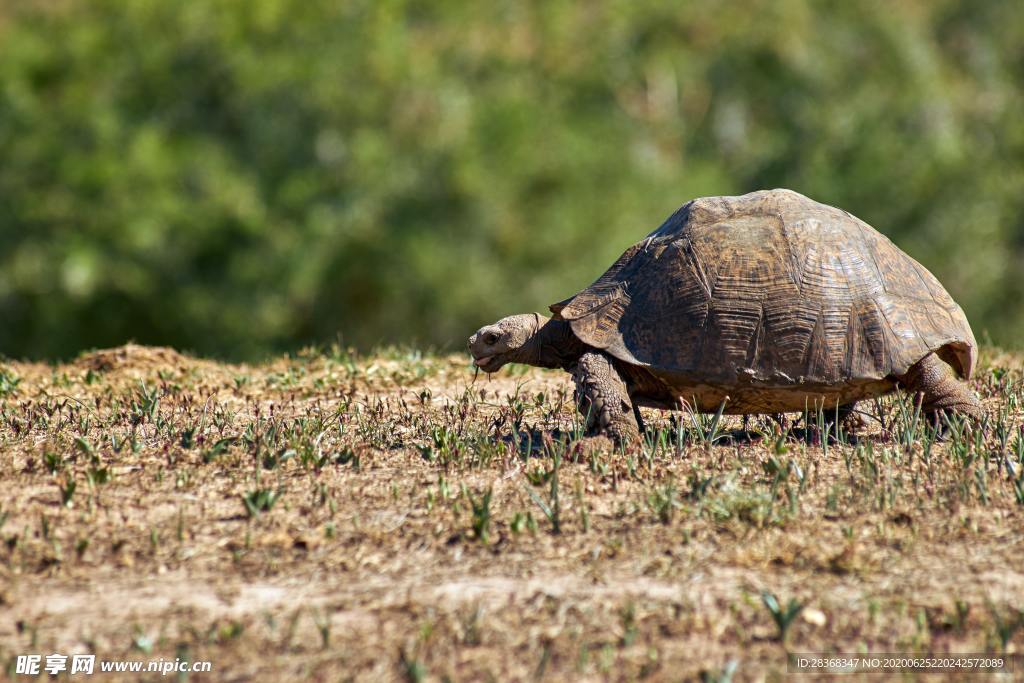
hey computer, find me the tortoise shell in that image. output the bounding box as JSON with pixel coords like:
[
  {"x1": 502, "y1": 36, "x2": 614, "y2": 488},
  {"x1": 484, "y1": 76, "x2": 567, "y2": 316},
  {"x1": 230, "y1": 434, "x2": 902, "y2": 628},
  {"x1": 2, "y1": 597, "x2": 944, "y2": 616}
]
[{"x1": 551, "y1": 189, "x2": 976, "y2": 413}]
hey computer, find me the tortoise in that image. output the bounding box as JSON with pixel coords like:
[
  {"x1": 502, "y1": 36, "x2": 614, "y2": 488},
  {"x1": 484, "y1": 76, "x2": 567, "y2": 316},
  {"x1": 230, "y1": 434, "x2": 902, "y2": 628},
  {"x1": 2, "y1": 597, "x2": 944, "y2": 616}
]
[{"x1": 468, "y1": 189, "x2": 982, "y2": 443}]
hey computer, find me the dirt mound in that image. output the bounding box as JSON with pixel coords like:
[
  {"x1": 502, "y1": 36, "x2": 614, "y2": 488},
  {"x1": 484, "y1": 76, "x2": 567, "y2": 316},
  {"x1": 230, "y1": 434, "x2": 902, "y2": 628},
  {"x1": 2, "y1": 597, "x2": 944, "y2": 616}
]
[{"x1": 74, "y1": 343, "x2": 189, "y2": 372}]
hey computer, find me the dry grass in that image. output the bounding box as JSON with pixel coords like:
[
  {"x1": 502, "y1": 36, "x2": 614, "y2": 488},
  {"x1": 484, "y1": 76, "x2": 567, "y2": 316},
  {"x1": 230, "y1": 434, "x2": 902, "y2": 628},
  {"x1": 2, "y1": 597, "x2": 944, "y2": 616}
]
[{"x1": 0, "y1": 343, "x2": 1022, "y2": 681}]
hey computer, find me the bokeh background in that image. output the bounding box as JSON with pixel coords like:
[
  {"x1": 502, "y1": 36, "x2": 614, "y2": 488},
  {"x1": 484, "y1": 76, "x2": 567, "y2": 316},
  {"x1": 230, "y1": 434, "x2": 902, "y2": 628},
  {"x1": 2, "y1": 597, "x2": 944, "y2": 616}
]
[{"x1": 1, "y1": 0, "x2": 1021, "y2": 360}]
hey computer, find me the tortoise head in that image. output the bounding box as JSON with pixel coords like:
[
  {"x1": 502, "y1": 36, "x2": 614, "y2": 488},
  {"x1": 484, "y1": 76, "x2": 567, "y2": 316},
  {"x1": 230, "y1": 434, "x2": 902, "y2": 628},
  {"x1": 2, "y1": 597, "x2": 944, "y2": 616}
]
[{"x1": 468, "y1": 313, "x2": 549, "y2": 372}]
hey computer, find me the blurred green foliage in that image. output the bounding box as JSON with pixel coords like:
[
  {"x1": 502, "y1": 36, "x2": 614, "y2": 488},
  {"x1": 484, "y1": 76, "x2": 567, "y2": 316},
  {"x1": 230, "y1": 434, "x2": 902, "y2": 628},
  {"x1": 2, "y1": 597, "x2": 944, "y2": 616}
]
[{"x1": 0, "y1": 0, "x2": 1021, "y2": 360}]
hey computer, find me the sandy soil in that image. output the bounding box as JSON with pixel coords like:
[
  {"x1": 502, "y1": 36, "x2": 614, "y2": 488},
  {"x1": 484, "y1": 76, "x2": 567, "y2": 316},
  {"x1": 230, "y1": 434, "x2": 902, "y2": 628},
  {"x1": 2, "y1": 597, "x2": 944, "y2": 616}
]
[{"x1": 0, "y1": 344, "x2": 1022, "y2": 681}]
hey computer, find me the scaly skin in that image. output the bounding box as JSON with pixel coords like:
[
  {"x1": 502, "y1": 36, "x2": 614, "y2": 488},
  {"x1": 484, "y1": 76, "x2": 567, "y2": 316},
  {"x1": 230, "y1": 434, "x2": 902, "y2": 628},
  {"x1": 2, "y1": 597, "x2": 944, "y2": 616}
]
[
  {"x1": 897, "y1": 353, "x2": 983, "y2": 422},
  {"x1": 571, "y1": 352, "x2": 639, "y2": 445}
]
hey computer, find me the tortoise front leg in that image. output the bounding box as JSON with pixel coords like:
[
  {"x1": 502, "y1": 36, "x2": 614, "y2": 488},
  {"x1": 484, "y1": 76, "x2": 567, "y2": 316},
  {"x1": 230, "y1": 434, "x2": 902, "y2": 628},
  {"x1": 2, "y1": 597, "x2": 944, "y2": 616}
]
[
  {"x1": 823, "y1": 402, "x2": 864, "y2": 443},
  {"x1": 571, "y1": 352, "x2": 640, "y2": 445},
  {"x1": 896, "y1": 353, "x2": 983, "y2": 424},
  {"x1": 829, "y1": 402, "x2": 865, "y2": 437}
]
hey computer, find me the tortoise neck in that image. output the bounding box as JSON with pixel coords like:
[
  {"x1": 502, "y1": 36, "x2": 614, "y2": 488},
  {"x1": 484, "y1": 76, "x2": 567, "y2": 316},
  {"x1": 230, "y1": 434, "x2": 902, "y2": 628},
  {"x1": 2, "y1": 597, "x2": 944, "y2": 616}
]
[{"x1": 521, "y1": 316, "x2": 586, "y2": 369}]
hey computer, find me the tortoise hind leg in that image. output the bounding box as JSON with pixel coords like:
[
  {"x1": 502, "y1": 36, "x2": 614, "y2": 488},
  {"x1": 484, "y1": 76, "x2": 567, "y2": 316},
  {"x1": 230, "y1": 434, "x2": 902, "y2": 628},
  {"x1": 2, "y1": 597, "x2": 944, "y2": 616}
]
[
  {"x1": 896, "y1": 353, "x2": 983, "y2": 423},
  {"x1": 571, "y1": 352, "x2": 640, "y2": 445}
]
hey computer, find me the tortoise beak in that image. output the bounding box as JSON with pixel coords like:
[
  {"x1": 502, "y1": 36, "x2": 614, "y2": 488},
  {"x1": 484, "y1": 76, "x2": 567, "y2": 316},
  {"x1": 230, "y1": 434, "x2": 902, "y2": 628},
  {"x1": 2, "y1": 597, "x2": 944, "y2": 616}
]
[
  {"x1": 468, "y1": 329, "x2": 500, "y2": 371},
  {"x1": 473, "y1": 354, "x2": 496, "y2": 369}
]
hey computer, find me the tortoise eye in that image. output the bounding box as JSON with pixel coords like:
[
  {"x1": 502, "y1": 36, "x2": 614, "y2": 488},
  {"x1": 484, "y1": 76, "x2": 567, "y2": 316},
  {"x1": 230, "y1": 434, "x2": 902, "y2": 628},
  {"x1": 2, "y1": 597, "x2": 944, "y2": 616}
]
[{"x1": 484, "y1": 333, "x2": 499, "y2": 345}]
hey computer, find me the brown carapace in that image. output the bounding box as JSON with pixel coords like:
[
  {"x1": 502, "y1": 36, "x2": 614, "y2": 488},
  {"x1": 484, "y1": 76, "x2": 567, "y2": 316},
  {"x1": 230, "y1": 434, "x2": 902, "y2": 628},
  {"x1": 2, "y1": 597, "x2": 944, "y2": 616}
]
[{"x1": 468, "y1": 189, "x2": 982, "y2": 443}]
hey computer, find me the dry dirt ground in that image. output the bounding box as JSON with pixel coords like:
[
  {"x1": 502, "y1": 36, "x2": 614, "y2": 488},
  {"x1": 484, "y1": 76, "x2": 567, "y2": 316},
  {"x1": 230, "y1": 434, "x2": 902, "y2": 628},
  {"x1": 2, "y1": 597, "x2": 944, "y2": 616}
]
[{"x1": 0, "y1": 344, "x2": 1022, "y2": 681}]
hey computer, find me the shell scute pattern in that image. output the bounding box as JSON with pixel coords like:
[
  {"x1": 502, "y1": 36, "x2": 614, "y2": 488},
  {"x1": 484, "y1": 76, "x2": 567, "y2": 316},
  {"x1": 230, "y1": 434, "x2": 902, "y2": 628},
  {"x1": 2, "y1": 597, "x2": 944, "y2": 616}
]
[{"x1": 553, "y1": 190, "x2": 976, "y2": 392}]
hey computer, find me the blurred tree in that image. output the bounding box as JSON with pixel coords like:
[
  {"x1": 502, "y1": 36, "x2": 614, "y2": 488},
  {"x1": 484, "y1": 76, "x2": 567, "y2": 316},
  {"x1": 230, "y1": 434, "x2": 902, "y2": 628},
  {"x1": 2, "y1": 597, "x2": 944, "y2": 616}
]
[{"x1": 0, "y1": 0, "x2": 1021, "y2": 359}]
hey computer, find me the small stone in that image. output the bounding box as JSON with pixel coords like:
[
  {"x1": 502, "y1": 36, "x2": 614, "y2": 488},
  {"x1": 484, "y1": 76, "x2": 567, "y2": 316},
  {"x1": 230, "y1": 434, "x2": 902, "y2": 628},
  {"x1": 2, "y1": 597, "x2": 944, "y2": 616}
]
[{"x1": 802, "y1": 608, "x2": 827, "y2": 626}]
